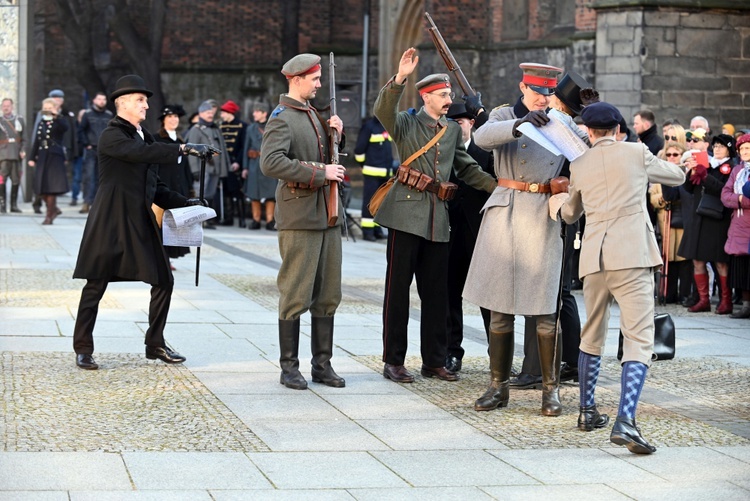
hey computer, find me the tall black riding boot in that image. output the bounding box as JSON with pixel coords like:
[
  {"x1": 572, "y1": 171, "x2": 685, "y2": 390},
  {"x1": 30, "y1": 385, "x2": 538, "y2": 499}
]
[
  {"x1": 0, "y1": 183, "x2": 6, "y2": 213},
  {"x1": 32, "y1": 194, "x2": 42, "y2": 214},
  {"x1": 10, "y1": 184, "x2": 22, "y2": 213},
  {"x1": 310, "y1": 316, "x2": 345, "y2": 387},
  {"x1": 474, "y1": 330, "x2": 513, "y2": 411},
  {"x1": 537, "y1": 318, "x2": 563, "y2": 416},
  {"x1": 279, "y1": 318, "x2": 307, "y2": 390}
]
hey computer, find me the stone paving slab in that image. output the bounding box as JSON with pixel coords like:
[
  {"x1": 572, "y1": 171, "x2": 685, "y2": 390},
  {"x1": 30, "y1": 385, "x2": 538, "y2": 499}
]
[
  {"x1": 0, "y1": 452, "x2": 132, "y2": 490},
  {"x1": 71, "y1": 492, "x2": 213, "y2": 501},
  {"x1": 123, "y1": 452, "x2": 272, "y2": 490}
]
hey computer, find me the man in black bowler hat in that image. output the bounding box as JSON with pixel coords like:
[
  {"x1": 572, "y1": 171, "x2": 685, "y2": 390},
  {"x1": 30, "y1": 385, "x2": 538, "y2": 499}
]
[{"x1": 72, "y1": 74, "x2": 220, "y2": 370}]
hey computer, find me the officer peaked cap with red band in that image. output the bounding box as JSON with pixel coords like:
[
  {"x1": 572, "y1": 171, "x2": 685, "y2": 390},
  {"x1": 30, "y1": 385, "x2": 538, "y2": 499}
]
[
  {"x1": 281, "y1": 54, "x2": 322, "y2": 78},
  {"x1": 415, "y1": 74, "x2": 451, "y2": 94},
  {"x1": 519, "y1": 63, "x2": 563, "y2": 95}
]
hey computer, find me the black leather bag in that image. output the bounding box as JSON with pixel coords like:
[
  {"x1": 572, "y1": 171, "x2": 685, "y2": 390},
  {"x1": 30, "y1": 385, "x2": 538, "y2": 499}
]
[
  {"x1": 695, "y1": 188, "x2": 725, "y2": 220},
  {"x1": 617, "y1": 312, "x2": 675, "y2": 361}
]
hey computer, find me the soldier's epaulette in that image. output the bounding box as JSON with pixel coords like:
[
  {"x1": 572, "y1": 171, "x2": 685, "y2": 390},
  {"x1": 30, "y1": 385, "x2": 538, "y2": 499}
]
[
  {"x1": 271, "y1": 105, "x2": 286, "y2": 118},
  {"x1": 407, "y1": 108, "x2": 417, "y2": 115},
  {"x1": 492, "y1": 104, "x2": 510, "y2": 111}
]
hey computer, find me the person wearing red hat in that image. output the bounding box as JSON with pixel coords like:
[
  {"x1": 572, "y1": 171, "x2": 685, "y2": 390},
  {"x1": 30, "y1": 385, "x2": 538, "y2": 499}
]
[
  {"x1": 464, "y1": 62, "x2": 570, "y2": 417},
  {"x1": 219, "y1": 100, "x2": 248, "y2": 227},
  {"x1": 260, "y1": 53, "x2": 347, "y2": 390},
  {"x1": 373, "y1": 48, "x2": 496, "y2": 385}
]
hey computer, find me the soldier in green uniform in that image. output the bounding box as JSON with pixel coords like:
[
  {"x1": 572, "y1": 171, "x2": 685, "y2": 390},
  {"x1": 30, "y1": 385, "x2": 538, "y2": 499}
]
[
  {"x1": 374, "y1": 47, "x2": 496, "y2": 384},
  {"x1": 260, "y1": 53, "x2": 347, "y2": 390}
]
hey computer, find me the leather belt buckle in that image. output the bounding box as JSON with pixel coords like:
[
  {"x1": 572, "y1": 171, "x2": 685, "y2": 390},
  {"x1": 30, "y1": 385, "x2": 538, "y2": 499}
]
[{"x1": 528, "y1": 183, "x2": 539, "y2": 193}]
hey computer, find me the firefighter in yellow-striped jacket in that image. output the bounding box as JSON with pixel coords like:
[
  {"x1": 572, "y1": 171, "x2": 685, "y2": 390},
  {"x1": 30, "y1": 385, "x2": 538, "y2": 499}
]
[{"x1": 354, "y1": 116, "x2": 395, "y2": 241}]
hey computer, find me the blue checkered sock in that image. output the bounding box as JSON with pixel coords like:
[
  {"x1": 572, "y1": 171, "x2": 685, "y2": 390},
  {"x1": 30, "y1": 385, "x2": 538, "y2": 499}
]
[
  {"x1": 618, "y1": 361, "x2": 648, "y2": 419},
  {"x1": 578, "y1": 351, "x2": 601, "y2": 408}
]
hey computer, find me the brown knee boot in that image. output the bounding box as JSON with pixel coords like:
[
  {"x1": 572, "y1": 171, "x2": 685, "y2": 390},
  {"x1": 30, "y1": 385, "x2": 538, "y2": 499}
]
[
  {"x1": 42, "y1": 195, "x2": 53, "y2": 224},
  {"x1": 715, "y1": 274, "x2": 733, "y2": 315},
  {"x1": 474, "y1": 330, "x2": 513, "y2": 411}
]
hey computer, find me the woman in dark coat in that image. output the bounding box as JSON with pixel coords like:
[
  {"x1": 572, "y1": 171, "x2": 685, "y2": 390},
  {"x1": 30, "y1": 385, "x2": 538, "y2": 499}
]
[
  {"x1": 679, "y1": 132, "x2": 736, "y2": 314},
  {"x1": 154, "y1": 104, "x2": 192, "y2": 264},
  {"x1": 27, "y1": 98, "x2": 69, "y2": 224}
]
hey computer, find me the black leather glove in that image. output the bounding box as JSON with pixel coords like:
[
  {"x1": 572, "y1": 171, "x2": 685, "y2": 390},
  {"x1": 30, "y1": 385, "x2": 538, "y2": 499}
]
[
  {"x1": 185, "y1": 198, "x2": 209, "y2": 207},
  {"x1": 463, "y1": 92, "x2": 485, "y2": 118},
  {"x1": 183, "y1": 143, "x2": 222, "y2": 158},
  {"x1": 519, "y1": 110, "x2": 550, "y2": 128}
]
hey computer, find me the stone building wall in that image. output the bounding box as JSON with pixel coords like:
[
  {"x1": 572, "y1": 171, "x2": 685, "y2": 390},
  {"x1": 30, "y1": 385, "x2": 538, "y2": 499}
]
[{"x1": 594, "y1": 1, "x2": 750, "y2": 130}]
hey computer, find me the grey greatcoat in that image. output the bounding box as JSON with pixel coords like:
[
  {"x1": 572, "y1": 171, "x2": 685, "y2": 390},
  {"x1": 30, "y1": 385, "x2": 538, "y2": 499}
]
[{"x1": 464, "y1": 99, "x2": 567, "y2": 316}]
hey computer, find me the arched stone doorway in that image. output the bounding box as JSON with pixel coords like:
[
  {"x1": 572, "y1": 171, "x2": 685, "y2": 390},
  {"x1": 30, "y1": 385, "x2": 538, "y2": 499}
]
[{"x1": 378, "y1": 0, "x2": 424, "y2": 110}]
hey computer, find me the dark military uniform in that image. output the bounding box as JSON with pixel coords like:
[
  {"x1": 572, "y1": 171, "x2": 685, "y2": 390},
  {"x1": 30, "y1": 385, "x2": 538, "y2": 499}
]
[{"x1": 374, "y1": 75, "x2": 495, "y2": 372}]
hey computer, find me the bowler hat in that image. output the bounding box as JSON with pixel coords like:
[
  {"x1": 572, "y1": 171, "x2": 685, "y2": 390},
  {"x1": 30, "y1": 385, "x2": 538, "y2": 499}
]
[
  {"x1": 446, "y1": 103, "x2": 474, "y2": 121},
  {"x1": 110, "y1": 75, "x2": 153, "y2": 101},
  {"x1": 554, "y1": 70, "x2": 590, "y2": 116},
  {"x1": 712, "y1": 134, "x2": 737, "y2": 158},
  {"x1": 580, "y1": 102, "x2": 623, "y2": 129},
  {"x1": 158, "y1": 104, "x2": 186, "y2": 121}
]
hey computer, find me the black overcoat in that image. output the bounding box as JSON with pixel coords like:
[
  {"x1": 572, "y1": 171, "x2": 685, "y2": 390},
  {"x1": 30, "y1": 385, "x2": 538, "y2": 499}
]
[
  {"x1": 30, "y1": 117, "x2": 69, "y2": 195},
  {"x1": 678, "y1": 162, "x2": 732, "y2": 262},
  {"x1": 73, "y1": 116, "x2": 187, "y2": 286}
]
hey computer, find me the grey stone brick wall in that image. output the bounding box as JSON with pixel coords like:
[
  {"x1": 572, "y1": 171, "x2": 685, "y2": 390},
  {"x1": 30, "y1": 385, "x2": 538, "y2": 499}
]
[{"x1": 595, "y1": 3, "x2": 750, "y2": 131}]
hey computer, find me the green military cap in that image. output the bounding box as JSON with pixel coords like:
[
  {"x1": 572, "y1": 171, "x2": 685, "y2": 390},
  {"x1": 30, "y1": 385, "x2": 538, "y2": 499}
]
[
  {"x1": 281, "y1": 54, "x2": 322, "y2": 78},
  {"x1": 519, "y1": 62, "x2": 563, "y2": 95},
  {"x1": 415, "y1": 73, "x2": 451, "y2": 95}
]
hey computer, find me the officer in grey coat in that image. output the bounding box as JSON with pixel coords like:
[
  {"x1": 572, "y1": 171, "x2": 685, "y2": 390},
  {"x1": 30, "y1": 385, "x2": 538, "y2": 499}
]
[
  {"x1": 464, "y1": 63, "x2": 569, "y2": 416},
  {"x1": 374, "y1": 47, "x2": 496, "y2": 384},
  {"x1": 260, "y1": 53, "x2": 346, "y2": 391}
]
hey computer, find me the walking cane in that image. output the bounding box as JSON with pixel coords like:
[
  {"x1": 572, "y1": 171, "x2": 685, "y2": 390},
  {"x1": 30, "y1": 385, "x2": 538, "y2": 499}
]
[
  {"x1": 195, "y1": 155, "x2": 207, "y2": 287},
  {"x1": 660, "y1": 204, "x2": 672, "y2": 305}
]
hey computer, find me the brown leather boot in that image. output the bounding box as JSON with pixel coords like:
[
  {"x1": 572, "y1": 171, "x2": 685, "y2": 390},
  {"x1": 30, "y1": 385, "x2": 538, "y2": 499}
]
[
  {"x1": 474, "y1": 330, "x2": 513, "y2": 411},
  {"x1": 715, "y1": 274, "x2": 733, "y2": 315},
  {"x1": 42, "y1": 195, "x2": 54, "y2": 224},
  {"x1": 688, "y1": 273, "x2": 711, "y2": 312}
]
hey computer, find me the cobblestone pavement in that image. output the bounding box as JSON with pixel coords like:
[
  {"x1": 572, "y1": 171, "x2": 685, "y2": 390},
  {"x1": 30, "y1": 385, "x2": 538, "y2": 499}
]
[
  {"x1": 1, "y1": 352, "x2": 269, "y2": 453},
  {"x1": 355, "y1": 355, "x2": 750, "y2": 449}
]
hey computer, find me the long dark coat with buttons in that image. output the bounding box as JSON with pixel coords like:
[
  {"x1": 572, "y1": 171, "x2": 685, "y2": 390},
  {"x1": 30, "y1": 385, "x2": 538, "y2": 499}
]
[
  {"x1": 29, "y1": 116, "x2": 69, "y2": 195},
  {"x1": 73, "y1": 116, "x2": 188, "y2": 287}
]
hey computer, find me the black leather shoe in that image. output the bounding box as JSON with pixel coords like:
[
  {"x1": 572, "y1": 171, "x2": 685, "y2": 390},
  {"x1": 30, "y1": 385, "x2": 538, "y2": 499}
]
[
  {"x1": 266, "y1": 221, "x2": 277, "y2": 231},
  {"x1": 560, "y1": 362, "x2": 579, "y2": 383},
  {"x1": 248, "y1": 220, "x2": 261, "y2": 230},
  {"x1": 145, "y1": 346, "x2": 186, "y2": 364},
  {"x1": 509, "y1": 372, "x2": 542, "y2": 389},
  {"x1": 76, "y1": 354, "x2": 99, "y2": 370},
  {"x1": 578, "y1": 404, "x2": 610, "y2": 431},
  {"x1": 383, "y1": 363, "x2": 415, "y2": 383},
  {"x1": 420, "y1": 365, "x2": 459, "y2": 381},
  {"x1": 445, "y1": 355, "x2": 462, "y2": 372},
  {"x1": 610, "y1": 416, "x2": 656, "y2": 454}
]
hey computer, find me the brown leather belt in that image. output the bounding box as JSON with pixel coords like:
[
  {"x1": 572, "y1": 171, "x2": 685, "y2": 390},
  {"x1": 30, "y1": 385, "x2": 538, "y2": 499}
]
[
  {"x1": 287, "y1": 180, "x2": 330, "y2": 190},
  {"x1": 497, "y1": 178, "x2": 551, "y2": 193}
]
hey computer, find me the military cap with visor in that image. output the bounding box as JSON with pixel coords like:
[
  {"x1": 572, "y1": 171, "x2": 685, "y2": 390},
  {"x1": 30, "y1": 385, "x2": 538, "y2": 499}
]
[
  {"x1": 415, "y1": 74, "x2": 452, "y2": 95},
  {"x1": 519, "y1": 63, "x2": 563, "y2": 95}
]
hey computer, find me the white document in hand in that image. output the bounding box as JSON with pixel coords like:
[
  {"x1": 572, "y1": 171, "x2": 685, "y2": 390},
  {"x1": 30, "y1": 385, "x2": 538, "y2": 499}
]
[
  {"x1": 517, "y1": 113, "x2": 589, "y2": 162},
  {"x1": 162, "y1": 206, "x2": 217, "y2": 247}
]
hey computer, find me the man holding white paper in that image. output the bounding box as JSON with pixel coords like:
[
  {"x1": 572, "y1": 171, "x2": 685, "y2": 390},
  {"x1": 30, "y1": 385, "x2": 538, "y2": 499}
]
[{"x1": 72, "y1": 74, "x2": 220, "y2": 370}]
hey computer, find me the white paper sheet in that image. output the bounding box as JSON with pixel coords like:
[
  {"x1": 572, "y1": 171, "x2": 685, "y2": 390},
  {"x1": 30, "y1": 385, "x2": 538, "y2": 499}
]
[
  {"x1": 162, "y1": 206, "x2": 216, "y2": 247},
  {"x1": 517, "y1": 113, "x2": 589, "y2": 162}
]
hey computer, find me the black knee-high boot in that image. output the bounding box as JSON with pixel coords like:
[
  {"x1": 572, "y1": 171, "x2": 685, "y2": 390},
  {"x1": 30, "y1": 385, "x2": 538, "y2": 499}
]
[
  {"x1": 310, "y1": 316, "x2": 345, "y2": 387},
  {"x1": 279, "y1": 318, "x2": 307, "y2": 390},
  {"x1": 537, "y1": 319, "x2": 562, "y2": 416}
]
